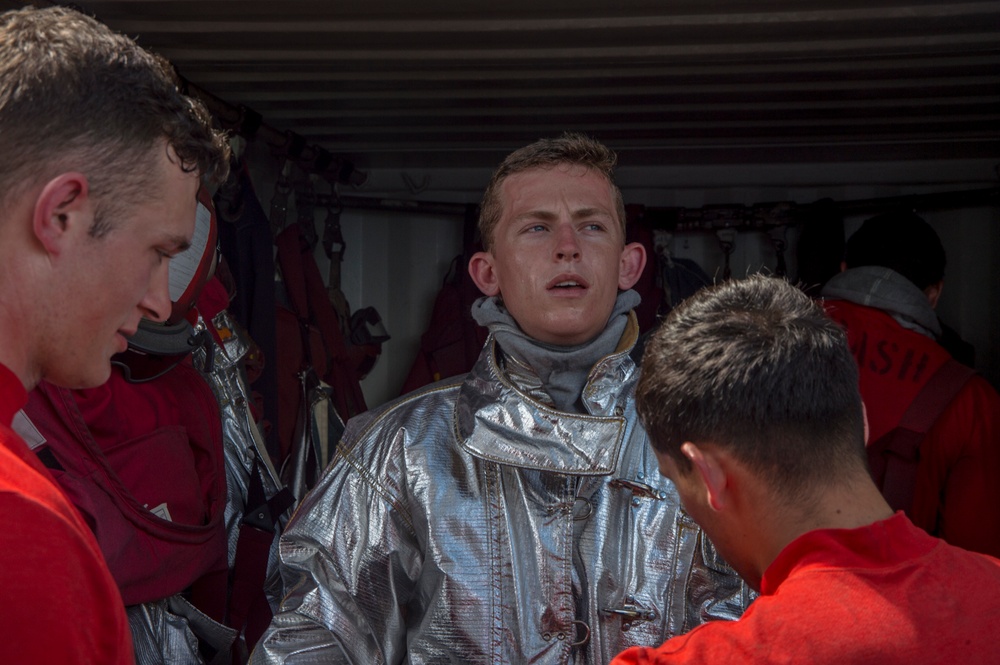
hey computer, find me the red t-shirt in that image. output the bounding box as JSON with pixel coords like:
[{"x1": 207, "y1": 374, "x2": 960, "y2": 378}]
[
  {"x1": 612, "y1": 512, "x2": 1000, "y2": 664},
  {"x1": 0, "y1": 363, "x2": 134, "y2": 664}
]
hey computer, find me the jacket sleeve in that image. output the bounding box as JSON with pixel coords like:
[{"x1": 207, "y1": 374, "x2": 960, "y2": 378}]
[{"x1": 250, "y1": 426, "x2": 420, "y2": 665}]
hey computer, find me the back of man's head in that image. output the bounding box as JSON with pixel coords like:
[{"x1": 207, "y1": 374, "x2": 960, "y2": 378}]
[
  {"x1": 478, "y1": 132, "x2": 626, "y2": 252},
  {"x1": 636, "y1": 275, "x2": 867, "y2": 500},
  {"x1": 0, "y1": 6, "x2": 228, "y2": 218},
  {"x1": 843, "y1": 208, "x2": 945, "y2": 290}
]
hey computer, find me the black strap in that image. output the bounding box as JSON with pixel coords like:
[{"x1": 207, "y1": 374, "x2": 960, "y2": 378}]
[
  {"x1": 242, "y1": 457, "x2": 294, "y2": 532},
  {"x1": 227, "y1": 458, "x2": 294, "y2": 645},
  {"x1": 35, "y1": 446, "x2": 65, "y2": 472}
]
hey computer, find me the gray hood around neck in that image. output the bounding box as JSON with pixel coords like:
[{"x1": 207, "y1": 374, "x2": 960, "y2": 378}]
[
  {"x1": 821, "y1": 266, "x2": 941, "y2": 339},
  {"x1": 471, "y1": 289, "x2": 641, "y2": 413}
]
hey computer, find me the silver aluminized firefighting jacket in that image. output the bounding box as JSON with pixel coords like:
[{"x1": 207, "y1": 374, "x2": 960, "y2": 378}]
[{"x1": 252, "y1": 315, "x2": 749, "y2": 664}]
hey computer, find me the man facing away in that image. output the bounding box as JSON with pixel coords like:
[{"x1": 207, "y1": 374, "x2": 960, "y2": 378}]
[
  {"x1": 820, "y1": 209, "x2": 1000, "y2": 558},
  {"x1": 613, "y1": 274, "x2": 1000, "y2": 664},
  {"x1": 0, "y1": 6, "x2": 229, "y2": 663},
  {"x1": 252, "y1": 133, "x2": 749, "y2": 664}
]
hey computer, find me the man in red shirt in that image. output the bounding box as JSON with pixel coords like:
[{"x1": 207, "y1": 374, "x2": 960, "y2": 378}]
[
  {"x1": 821, "y1": 210, "x2": 1000, "y2": 557},
  {"x1": 616, "y1": 275, "x2": 1000, "y2": 664},
  {"x1": 0, "y1": 6, "x2": 228, "y2": 663}
]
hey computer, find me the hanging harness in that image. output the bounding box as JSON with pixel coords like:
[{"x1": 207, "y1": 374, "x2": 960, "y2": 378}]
[{"x1": 273, "y1": 223, "x2": 360, "y2": 496}]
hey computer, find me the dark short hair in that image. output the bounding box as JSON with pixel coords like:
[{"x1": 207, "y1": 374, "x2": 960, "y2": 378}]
[
  {"x1": 478, "y1": 132, "x2": 626, "y2": 252},
  {"x1": 844, "y1": 208, "x2": 945, "y2": 290},
  {"x1": 0, "y1": 6, "x2": 228, "y2": 225},
  {"x1": 635, "y1": 275, "x2": 866, "y2": 499}
]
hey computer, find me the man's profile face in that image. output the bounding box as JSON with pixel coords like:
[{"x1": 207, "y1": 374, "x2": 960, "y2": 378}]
[
  {"x1": 655, "y1": 449, "x2": 701, "y2": 519},
  {"x1": 40, "y1": 143, "x2": 199, "y2": 388},
  {"x1": 655, "y1": 444, "x2": 761, "y2": 592},
  {"x1": 469, "y1": 164, "x2": 644, "y2": 346}
]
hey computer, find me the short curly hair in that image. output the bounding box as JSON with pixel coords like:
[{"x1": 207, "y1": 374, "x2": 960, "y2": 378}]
[
  {"x1": 0, "y1": 6, "x2": 229, "y2": 228},
  {"x1": 478, "y1": 133, "x2": 627, "y2": 252}
]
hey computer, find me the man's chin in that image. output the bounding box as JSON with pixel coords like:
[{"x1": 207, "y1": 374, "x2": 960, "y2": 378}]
[
  {"x1": 51, "y1": 362, "x2": 114, "y2": 391},
  {"x1": 114, "y1": 331, "x2": 131, "y2": 354},
  {"x1": 533, "y1": 324, "x2": 604, "y2": 347}
]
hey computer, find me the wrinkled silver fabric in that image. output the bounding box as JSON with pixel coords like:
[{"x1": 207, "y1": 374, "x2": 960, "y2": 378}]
[
  {"x1": 200, "y1": 309, "x2": 285, "y2": 574},
  {"x1": 129, "y1": 595, "x2": 240, "y2": 665},
  {"x1": 128, "y1": 598, "x2": 204, "y2": 665},
  {"x1": 130, "y1": 310, "x2": 286, "y2": 664},
  {"x1": 253, "y1": 317, "x2": 750, "y2": 664}
]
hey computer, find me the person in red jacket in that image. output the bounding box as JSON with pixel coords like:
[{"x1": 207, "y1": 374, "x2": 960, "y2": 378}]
[
  {"x1": 0, "y1": 6, "x2": 228, "y2": 663},
  {"x1": 821, "y1": 210, "x2": 1000, "y2": 557},
  {"x1": 616, "y1": 274, "x2": 1000, "y2": 664}
]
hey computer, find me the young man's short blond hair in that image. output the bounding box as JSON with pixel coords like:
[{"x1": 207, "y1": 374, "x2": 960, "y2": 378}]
[{"x1": 478, "y1": 133, "x2": 627, "y2": 252}]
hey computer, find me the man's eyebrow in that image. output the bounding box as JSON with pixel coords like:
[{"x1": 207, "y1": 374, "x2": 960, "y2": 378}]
[
  {"x1": 164, "y1": 234, "x2": 192, "y2": 253},
  {"x1": 571, "y1": 207, "x2": 614, "y2": 220},
  {"x1": 513, "y1": 207, "x2": 613, "y2": 222},
  {"x1": 513, "y1": 210, "x2": 558, "y2": 222}
]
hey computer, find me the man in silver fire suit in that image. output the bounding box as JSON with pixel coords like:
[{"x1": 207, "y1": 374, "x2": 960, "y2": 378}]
[{"x1": 251, "y1": 133, "x2": 749, "y2": 664}]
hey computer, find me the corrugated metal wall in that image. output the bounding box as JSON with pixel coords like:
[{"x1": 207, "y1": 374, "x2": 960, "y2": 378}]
[{"x1": 5, "y1": 0, "x2": 997, "y2": 171}]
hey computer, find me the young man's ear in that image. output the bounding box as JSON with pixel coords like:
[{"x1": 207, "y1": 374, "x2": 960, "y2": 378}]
[
  {"x1": 924, "y1": 280, "x2": 943, "y2": 309},
  {"x1": 33, "y1": 172, "x2": 91, "y2": 255},
  {"x1": 468, "y1": 251, "x2": 500, "y2": 297},
  {"x1": 681, "y1": 442, "x2": 728, "y2": 512},
  {"x1": 617, "y1": 242, "x2": 647, "y2": 290}
]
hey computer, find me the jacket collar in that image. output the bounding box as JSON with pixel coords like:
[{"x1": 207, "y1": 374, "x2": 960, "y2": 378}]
[{"x1": 454, "y1": 314, "x2": 639, "y2": 474}]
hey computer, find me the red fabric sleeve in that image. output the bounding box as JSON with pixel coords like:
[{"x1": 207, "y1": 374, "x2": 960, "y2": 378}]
[
  {"x1": 912, "y1": 375, "x2": 1000, "y2": 558},
  {"x1": 0, "y1": 492, "x2": 134, "y2": 663},
  {"x1": 0, "y1": 426, "x2": 133, "y2": 664}
]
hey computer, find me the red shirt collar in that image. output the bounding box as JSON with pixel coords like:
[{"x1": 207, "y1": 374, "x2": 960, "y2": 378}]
[{"x1": 760, "y1": 512, "x2": 937, "y2": 595}]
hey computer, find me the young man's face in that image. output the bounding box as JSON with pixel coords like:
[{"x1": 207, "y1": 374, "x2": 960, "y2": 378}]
[
  {"x1": 469, "y1": 164, "x2": 645, "y2": 346},
  {"x1": 42, "y1": 143, "x2": 199, "y2": 388},
  {"x1": 655, "y1": 445, "x2": 761, "y2": 592},
  {"x1": 655, "y1": 449, "x2": 706, "y2": 522}
]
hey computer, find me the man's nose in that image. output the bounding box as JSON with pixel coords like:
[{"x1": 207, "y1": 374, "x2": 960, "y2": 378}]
[
  {"x1": 553, "y1": 224, "x2": 581, "y2": 261},
  {"x1": 139, "y1": 262, "x2": 174, "y2": 323}
]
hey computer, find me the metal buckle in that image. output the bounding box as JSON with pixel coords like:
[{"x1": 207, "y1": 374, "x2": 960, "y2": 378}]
[
  {"x1": 570, "y1": 620, "x2": 590, "y2": 647},
  {"x1": 609, "y1": 478, "x2": 664, "y2": 500}
]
